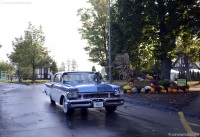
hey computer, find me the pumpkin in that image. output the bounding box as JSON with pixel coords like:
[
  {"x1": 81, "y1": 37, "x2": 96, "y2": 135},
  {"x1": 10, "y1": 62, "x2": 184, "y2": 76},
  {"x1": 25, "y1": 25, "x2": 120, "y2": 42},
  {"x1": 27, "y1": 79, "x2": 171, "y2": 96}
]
[
  {"x1": 140, "y1": 88, "x2": 146, "y2": 93},
  {"x1": 185, "y1": 88, "x2": 189, "y2": 93},
  {"x1": 126, "y1": 90, "x2": 132, "y2": 94},
  {"x1": 160, "y1": 86, "x2": 164, "y2": 90},
  {"x1": 123, "y1": 85, "x2": 131, "y2": 90},
  {"x1": 131, "y1": 87, "x2": 138, "y2": 93},
  {"x1": 178, "y1": 89, "x2": 184, "y2": 93},
  {"x1": 161, "y1": 89, "x2": 166, "y2": 93},
  {"x1": 168, "y1": 88, "x2": 172, "y2": 93},
  {"x1": 150, "y1": 88, "x2": 155, "y2": 94},
  {"x1": 172, "y1": 89, "x2": 177, "y2": 93},
  {"x1": 147, "y1": 76, "x2": 154, "y2": 79}
]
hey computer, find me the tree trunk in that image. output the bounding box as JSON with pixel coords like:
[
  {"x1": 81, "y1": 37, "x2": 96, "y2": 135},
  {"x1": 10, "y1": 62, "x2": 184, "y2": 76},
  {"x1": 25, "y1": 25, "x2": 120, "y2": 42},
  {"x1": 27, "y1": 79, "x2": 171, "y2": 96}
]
[
  {"x1": 161, "y1": 57, "x2": 172, "y2": 80},
  {"x1": 184, "y1": 54, "x2": 191, "y2": 81},
  {"x1": 157, "y1": 0, "x2": 171, "y2": 80},
  {"x1": 17, "y1": 69, "x2": 22, "y2": 82},
  {"x1": 32, "y1": 65, "x2": 35, "y2": 82}
]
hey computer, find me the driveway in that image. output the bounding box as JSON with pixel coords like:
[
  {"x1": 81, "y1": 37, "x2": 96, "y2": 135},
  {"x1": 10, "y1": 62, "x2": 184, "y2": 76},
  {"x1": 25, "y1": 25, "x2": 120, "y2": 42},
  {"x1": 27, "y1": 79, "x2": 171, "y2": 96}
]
[{"x1": 0, "y1": 83, "x2": 199, "y2": 137}]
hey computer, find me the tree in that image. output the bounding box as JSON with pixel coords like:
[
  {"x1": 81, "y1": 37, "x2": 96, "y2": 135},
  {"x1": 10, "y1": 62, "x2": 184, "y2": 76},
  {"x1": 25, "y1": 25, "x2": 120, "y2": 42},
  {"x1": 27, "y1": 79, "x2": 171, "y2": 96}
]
[
  {"x1": 8, "y1": 22, "x2": 52, "y2": 82},
  {"x1": 66, "y1": 59, "x2": 71, "y2": 71},
  {"x1": 77, "y1": 0, "x2": 109, "y2": 67},
  {"x1": 175, "y1": 32, "x2": 200, "y2": 81},
  {"x1": 0, "y1": 61, "x2": 15, "y2": 77},
  {"x1": 111, "y1": 0, "x2": 199, "y2": 79},
  {"x1": 92, "y1": 66, "x2": 96, "y2": 71},
  {"x1": 71, "y1": 59, "x2": 78, "y2": 71},
  {"x1": 113, "y1": 53, "x2": 132, "y2": 81},
  {"x1": 51, "y1": 60, "x2": 58, "y2": 75},
  {"x1": 60, "y1": 62, "x2": 66, "y2": 71}
]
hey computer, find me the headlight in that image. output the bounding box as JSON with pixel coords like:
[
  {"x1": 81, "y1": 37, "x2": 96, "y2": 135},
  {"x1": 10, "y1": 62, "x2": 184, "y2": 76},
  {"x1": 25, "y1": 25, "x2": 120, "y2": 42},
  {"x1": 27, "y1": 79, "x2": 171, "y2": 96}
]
[
  {"x1": 114, "y1": 87, "x2": 124, "y2": 95},
  {"x1": 67, "y1": 90, "x2": 78, "y2": 98}
]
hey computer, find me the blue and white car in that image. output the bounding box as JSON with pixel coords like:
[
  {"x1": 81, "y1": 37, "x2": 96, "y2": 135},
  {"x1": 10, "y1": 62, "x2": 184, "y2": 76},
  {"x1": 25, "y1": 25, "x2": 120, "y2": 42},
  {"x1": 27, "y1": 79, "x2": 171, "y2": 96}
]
[{"x1": 44, "y1": 71, "x2": 124, "y2": 115}]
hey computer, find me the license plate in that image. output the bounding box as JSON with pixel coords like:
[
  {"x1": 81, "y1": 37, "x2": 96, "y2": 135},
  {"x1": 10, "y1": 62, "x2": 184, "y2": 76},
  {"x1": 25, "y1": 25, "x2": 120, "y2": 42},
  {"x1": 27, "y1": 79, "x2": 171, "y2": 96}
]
[{"x1": 93, "y1": 102, "x2": 103, "y2": 108}]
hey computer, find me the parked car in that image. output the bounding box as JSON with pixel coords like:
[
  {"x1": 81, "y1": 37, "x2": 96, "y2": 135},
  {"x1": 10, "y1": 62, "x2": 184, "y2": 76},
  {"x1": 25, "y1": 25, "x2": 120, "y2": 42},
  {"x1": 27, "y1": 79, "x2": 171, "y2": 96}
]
[{"x1": 44, "y1": 71, "x2": 124, "y2": 115}]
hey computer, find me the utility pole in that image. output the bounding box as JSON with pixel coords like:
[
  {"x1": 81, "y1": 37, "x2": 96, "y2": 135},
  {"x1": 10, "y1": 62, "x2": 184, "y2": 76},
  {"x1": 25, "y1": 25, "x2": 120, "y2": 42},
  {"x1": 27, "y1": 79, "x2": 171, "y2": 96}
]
[{"x1": 108, "y1": 0, "x2": 112, "y2": 83}]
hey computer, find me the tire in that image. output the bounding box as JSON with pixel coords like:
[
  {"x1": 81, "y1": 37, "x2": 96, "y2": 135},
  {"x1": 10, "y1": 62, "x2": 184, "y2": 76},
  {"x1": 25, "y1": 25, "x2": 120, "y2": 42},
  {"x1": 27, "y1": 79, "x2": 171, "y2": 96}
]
[
  {"x1": 105, "y1": 106, "x2": 117, "y2": 113},
  {"x1": 63, "y1": 98, "x2": 74, "y2": 115},
  {"x1": 50, "y1": 96, "x2": 55, "y2": 104}
]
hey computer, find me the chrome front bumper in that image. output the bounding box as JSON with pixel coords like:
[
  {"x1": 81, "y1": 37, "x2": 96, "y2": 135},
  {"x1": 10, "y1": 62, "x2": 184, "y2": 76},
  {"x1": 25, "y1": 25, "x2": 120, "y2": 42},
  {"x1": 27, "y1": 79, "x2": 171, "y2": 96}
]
[{"x1": 66, "y1": 98, "x2": 124, "y2": 108}]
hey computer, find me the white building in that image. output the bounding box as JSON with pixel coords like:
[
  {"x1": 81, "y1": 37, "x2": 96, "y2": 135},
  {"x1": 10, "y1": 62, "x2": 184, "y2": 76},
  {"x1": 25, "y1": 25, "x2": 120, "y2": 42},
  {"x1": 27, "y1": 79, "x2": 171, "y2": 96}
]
[{"x1": 37, "y1": 67, "x2": 51, "y2": 79}]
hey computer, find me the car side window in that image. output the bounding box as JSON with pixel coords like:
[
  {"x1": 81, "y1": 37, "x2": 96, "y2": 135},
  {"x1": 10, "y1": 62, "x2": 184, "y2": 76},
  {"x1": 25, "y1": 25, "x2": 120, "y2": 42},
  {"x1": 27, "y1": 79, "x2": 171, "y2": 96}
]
[{"x1": 54, "y1": 74, "x2": 61, "y2": 83}]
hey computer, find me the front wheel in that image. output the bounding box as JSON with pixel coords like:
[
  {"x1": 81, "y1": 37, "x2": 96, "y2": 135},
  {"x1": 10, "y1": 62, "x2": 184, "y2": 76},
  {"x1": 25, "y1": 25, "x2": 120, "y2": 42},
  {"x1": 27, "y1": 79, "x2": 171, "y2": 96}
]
[
  {"x1": 63, "y1": 98, "x2": 74, "y2": 115},
  {"x1": 50, "y1": 96, "x2": 55, "y2": 104},
  {"x1": 105, "y1": 106, "x2": 117, "y2": 113}
]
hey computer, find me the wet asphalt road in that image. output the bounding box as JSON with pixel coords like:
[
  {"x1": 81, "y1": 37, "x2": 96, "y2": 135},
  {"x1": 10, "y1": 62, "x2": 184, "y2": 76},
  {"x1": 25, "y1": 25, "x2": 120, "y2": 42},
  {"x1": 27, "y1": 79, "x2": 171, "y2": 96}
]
[{"x1": 0, "y1": 83, "x2": 199, "y2": 137}]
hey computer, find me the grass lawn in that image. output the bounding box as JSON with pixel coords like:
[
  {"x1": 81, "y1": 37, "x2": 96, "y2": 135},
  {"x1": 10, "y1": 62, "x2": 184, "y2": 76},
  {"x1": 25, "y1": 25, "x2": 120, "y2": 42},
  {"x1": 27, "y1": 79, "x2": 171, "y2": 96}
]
[
  {"x1": 187, "y1": 81, "x2": 200, "y2": 85},
  {"x1": 0, "y1": 79, "x2": 50, "y2": 83},
  {"x1": 112, "y1": 80, "x2": 200, "y2": 87}
]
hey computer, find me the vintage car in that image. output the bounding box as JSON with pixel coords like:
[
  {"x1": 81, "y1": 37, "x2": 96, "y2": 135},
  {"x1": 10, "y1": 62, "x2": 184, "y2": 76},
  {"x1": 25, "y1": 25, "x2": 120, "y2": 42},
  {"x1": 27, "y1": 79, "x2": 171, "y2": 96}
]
[{"x1": 44, "y1": 71, "x2": 124, "y2": 115}]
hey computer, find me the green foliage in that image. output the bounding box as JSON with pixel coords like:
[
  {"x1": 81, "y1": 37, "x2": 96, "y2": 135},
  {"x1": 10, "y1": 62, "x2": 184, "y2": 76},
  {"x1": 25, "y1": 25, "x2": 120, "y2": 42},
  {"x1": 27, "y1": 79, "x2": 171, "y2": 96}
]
[
  {"x1": 77, "y1": 0, "x2": 109, "y2": 65},
  {"x1": 0, "y1": 61, "x2": 15, "y2": 75},
  {"x1": 111, "y1": 0, "x2": 199, "y2": 79},
  {"x1": 51, "y1": 60, "x2": 58, "y2": 74},
  {"x1": 8, "y1": 22, "x2": 52, "y2": 82},
  {"x1": 60, "y1": 62, "x2": 66, "y2": 71},
  {"x1": 0, "y1": 79, "x2": 50, "y2": 83},
  {"x1": 158, "y1": 79, "x2": 171, "y2": 87},
  {"x1": 111, "y1": 0, "x2": 156, "y2": 71},
  {"x1": 20, "y1": 67, "x2": 34, "y2": 80},
  {"x1": 92, "y1": 66, "x2": 96, "y2": 71},
  {"x1": 77, "y1": 0, "x2": 199, "y2": 80}
]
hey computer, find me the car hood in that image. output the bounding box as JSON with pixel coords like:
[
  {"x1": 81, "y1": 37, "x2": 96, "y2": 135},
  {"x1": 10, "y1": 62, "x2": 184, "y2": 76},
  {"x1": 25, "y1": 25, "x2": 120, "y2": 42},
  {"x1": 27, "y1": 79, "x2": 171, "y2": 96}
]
[{"x1": 65, "y1": 83, "x2": 115, "y2": 93}]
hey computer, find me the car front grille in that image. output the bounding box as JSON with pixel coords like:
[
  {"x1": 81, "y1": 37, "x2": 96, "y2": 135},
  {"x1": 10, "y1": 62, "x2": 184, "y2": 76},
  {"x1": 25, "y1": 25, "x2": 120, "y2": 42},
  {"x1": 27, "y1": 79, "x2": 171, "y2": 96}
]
[{"x1": 77, "y1": 92, "x2": 116, "y2": 99}]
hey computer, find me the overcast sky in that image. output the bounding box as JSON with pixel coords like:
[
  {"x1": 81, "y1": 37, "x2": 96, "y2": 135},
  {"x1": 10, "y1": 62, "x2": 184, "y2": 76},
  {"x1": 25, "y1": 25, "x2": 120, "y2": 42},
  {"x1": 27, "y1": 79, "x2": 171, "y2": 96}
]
[{"x1": 0, "y1": 0, "x2": 101, "y2": 71}]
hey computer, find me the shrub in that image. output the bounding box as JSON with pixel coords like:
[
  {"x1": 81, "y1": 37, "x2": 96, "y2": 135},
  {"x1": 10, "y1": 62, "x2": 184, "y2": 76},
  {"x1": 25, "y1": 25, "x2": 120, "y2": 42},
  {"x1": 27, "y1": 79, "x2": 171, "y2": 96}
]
[{"x1": 161, "y1": 79, "x2": 171, "y2": 87}]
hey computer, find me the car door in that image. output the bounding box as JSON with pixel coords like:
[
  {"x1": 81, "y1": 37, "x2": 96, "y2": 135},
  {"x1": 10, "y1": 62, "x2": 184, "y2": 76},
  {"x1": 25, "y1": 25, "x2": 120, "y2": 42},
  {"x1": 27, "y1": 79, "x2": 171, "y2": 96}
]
[
  {"x1": 52, "y1": 73, "x2": 64, "y2": 103},
  {"x1": 50, "y1": 73, "x2": 60, "y2": 102}
]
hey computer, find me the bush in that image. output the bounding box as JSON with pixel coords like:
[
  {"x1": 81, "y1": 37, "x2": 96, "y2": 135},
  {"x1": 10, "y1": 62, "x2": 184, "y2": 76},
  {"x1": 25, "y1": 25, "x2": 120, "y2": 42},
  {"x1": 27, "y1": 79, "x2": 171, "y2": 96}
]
[{"x1": 159, "y1": 79, "x2": 171, "y2": 87}]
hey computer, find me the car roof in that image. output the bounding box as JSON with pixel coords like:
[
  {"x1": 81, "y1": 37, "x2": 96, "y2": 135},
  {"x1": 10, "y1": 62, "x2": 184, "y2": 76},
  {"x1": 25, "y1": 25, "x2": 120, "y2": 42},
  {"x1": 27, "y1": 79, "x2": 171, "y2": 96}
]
[{"x1": 56, "y1": 71, "x2": 96, "y2": 75}]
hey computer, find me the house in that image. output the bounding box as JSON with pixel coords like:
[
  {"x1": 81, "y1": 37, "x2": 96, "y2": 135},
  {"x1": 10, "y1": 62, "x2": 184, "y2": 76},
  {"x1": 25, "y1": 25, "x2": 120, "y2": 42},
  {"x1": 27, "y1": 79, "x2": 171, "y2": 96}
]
[
  {"x1": 172, "y1": 57, "x2": 200, "y2": 71},
  {"x1": 171, "y1": 56, "x2": 200, "y2": 81},
  {"x1": 37, "y1": 67, "x2": 51, "y2": 79}
]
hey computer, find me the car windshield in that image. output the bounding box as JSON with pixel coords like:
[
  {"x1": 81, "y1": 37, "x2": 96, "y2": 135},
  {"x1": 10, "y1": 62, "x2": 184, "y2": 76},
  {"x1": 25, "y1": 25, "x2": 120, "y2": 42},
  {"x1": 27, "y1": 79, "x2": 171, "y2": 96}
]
[{"x1": 63, "y1": 72, "x2": 100, "y2": 84}]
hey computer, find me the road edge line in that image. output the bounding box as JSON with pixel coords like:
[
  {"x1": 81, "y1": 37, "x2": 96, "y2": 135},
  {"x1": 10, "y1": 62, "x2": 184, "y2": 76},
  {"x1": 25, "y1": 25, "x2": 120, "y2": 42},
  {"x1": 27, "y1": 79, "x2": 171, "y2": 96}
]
[{"x1": 178, "y1": 111, "x2": 196, "y2": 137}]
